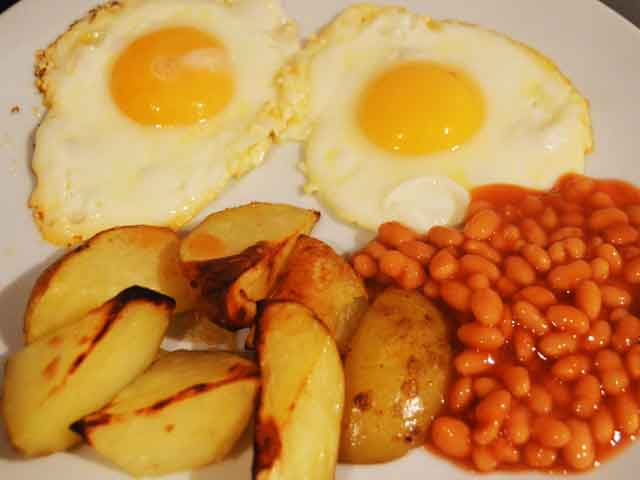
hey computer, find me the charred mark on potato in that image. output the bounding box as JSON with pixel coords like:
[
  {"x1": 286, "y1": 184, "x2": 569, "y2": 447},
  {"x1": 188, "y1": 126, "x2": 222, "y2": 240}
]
[
  {"x1": 353, "y1": 391, "x2": 372, "y2": 411},
  {"x1": 48, "y1": 335, "x2": 62, "y2": 347},
  {"x1": 253, "y1": 417, "x2": 282, "y2": 473},
  {"x1": 165, "y1": 424, "x2": 175, "y2": 433},
  {"x1": 42, "y1": 356, "x2": 60, "y2": 379}
]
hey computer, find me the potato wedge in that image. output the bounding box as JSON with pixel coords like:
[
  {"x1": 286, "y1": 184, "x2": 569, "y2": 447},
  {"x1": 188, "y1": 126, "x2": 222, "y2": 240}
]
[
  {"x1": 254, "y1": 302, "x2": 344, "y2": 480},
  {"x1": 269, "y1": 235, "x2": 367, "y2": 354},
  {"x1": 3, "y1": 286, "x2": 173, "y2": 456},
  {"x1": 25, "y1": 225, "x2": 196, "y2": 343},
  {"x1": 72, "y1": 351, "x2": 258, "y2": 476},
  {"x1": 340, "y1": 288, "x2": 452, "y2": 464},
  {"x1": 181, "y1": 203, "x2": 319, "y2": 330}
]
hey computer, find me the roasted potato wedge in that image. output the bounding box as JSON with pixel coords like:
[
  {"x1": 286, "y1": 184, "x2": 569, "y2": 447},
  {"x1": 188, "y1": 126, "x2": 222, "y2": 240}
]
[
  {"x1": 254, "y1": 302, "x2": 344, "y2": 480},
  {"x1": 72, "y1": 351, "x2": 259, "y2": 476},
  {"x1": 25, "y1": 226, "x2": 196, "y2": 343},
  {"x1": 3, "y1": 287, "x2": 173, "y2": 456},
  {"x1": 180, "y1": 203, "x2": 319, "y2": 330},
  {"x1": 339, "y1": 288, "x2": 452, "y2": 464},
  {"x1": 269, "y1": 235, "x2": 367, "y2": 354}
]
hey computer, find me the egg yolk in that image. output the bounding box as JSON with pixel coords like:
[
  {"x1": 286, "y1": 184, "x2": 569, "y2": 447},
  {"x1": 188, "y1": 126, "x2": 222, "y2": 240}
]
[
  {"x1": 111, "y1": 27, "x2": 233, "y2": 127},
  {"x1": 357, "y1": 61, "x2": 485, "y2": 155}
]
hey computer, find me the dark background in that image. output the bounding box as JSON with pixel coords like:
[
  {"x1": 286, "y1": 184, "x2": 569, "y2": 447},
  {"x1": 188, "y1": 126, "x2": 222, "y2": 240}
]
[{"x1": 0, "y1": 0, "x2": 639, "y2": 27}]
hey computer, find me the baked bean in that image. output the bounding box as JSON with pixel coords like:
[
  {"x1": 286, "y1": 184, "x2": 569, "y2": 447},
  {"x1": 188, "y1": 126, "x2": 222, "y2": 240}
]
[
  {"x1": 441, "y1": 281, "x2": 471, "y2": 311},
  {"x1": 496, "y1": 277, "x2": 518, "y2": 298},
  {"x1": 520, "y1": 218, "x2": 547, "y2": 246},
  {"x1": 473, "y1": 419, "x2": 501, "y2": 446},
  {"x1": 374, "y1": 271, "x2": 393, "y2": 285},
  {"x1": 379, "y1": 250, "x2": 408, "y2": 278},
  {"x1": 626, "y1": 345, "x2": 640, "y2": 379},
  {"x1": 378, "y1": 221, "x2": 418, "y2": 248},
  {"x1": 458, "y1": 323, "x2": 505, "y2": 350},
  {"x1": 398, "y1": 239, "x2": 435, "y2": 264},
  {"x1": 523, "y1": 442, "x2": 557, "y2": 468},
  {"x1": 449, "y1": 377, "x2": 474, "y2": 412},
  {"x1": 500, "y1": 306, "x2": 514, "y2": 339},
  {"x1": 588, "y1": 207, "x2": 629, "y2": 231},
  {"x1": 476, "y1": 389, "x2": 512, "y2": 424},
  {"x1": 582, "y1": 320, "x2": 612, "y2": 351},
  {"x1": 422, "y1": 279, "x2": 439, "y2": 299},
  {"x1": 352, "y1": 253, "x2": 378, "y2": 278},
  {"x1": 464, "y1": 209, "x2": 501, "y2": 240},
  {"x1": 429, "y1": 249, "x2": 459, "y2": 280},
  {"x1": 467, "y1": 273, "x2": 490, "y2": 290},
  {"x1": 551, "y1": 354, "x2": 591, "y2": 381},
  {"x1": 550, "y1": 227, "x2": 583, "y2": 243},
  {"x1": 473, "y1": 376, "x2": 501, "y2": 398},
  {"x1": 590, "y1": 257, "x2": 610, "y2": 282},
  {"x1": 467, "y1": 199, "x2": 492, "y2": 218},
  {"x1": 521, "y1": 195, "x2": 545, "y2": 215},
  {"x1": 601, "y1": 368, "x2": 630, "y2": 396},
  {"x1": 472, "y1": 445, "x2": 498, "y2": 472},
  {"x1": 626, "y1": 204, "x2": 640, "y2": 225},
  {"x1": 596, "y1": 243, "x2": 623, "y2": 274},
  {"x1": 505, "y1": 404, "x2": 530, "y2": 445},
  {"x1": 562, "y1": 175, "x2": 595, "y2": 200},
  {"x1": 363, "y1": 240, "x2": 387, "y2": 259},
  {"x1": 501, "y1": 366, "x2": 530, "y2": 398},
  {"x1": 590, "y1": 408, "x2": 615, "y2": 444},
  {"x1": 564, "y1": 237, "x2": 587, "y2": 259},
  {"x1": 575, "y1": 280, "x2": 602, "y2": 320},
  {"x1": 546, "y1": 305, "x2": 590, "y2": 335},
  {"x1": 491, "y1": 233, "x2": 508, "y2": 251},
  {"x1": 492, "y1": 438, "x2": 520, "y2": 464},
  {"x1": 463, "y1": 239, "x2": 502, "y2": 263},
  {"x1": 601, "y1": 284, "x2": 631, "y2": 308},
  {"x1": 533, "y1": 417, "x2": 571, "y2": 448},
  {"x1": 544, "y1": 376, "x2": 571, "y2": 408},
  {"x1": 427, "y1": 226, "x2": 464, "y2": 247},
  {"x1": 572, "y1": 397, "x2": 599, "y2": 419},
  {"x1": 528, "y1": 385, "x2": 553, "y2": 415},
  {"x1": 521, "y1": 244, "x2": 551, "y2": 273},
  {"x1": 561, "y1": 212, "x2": 585, "y2": 227},
  {"x1": 588, "y1": 235, "x2": 605, "y2": 253},
  {"x1": 514, "y1": 303, "x2": 551, "y2": 338},
  {"x1": 513, "y1": 328, "x2": 536, "y2": 363},
  {"x1": 604, "y1": 224, "x2": 639, "y2": 245},
  {"x1": 460, "y1": 254, "x2": 501, "y2": 281},
  {"x1": 502, "y1": 224, "x2": 521, "y2": 242},
  {"x1": 398, "y1": 258, "x2": 426, "y2": 289},
  {"x1": 562, "y1": 419, "x2": 595, "y2": 471},
  {"x1": 547, "y1": 260, "x2": 592, "y2": 291},
  {"x1": 538, "y1": 332, "x2": 578, "y2": 358},
  {"x1": 516, "y1": 286, "x2": 557, "y2": 310},
  {"x1": 455, "y1": 350, "x2": 495, "y2": 376},
  {"x1": 470, "y1": 288, "x2": 503, "y2": 327},
  {"x1": 611, "y1": 393, "x2": 640, "y2": 435},
  {"x1": 609, "y1": 307, "x2": 629, "y2": 323},
  {"x1": 505, "y1": 255, "x2": 536, "y2": 286},
  {"x1": 548, "y1": 241, "x2": 567, "y2": 264},
  {"x1": 539, "y1": 206, "x2": 559, "y2": 230},
  {"x1": 588, "y1": 191, "x2": 615, "y2": 209},
  {"x1": 622, "y1": 246, "x2": 640, "y2": 260},
  {"x1": 594, "y1": 349, "x2": 624, "y2": 371},
  {"x1": 612, "y1": 315, "x2": 640, "y2": 352},
  {"x1": 431, "y1": 417, "x2": 472, "y2": 458},
  {"x1": 575, "y1": 375, "x2": 602, "y2": 402}
]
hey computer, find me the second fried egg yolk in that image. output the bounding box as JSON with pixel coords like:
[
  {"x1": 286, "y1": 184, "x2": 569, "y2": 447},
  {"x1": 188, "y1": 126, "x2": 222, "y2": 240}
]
[
  {"x1": 111, "y1": 27, "x2": 233, "y2": 127},
  {"x1": 357, "y1": 61, "x2": 485, "y2": 155}
]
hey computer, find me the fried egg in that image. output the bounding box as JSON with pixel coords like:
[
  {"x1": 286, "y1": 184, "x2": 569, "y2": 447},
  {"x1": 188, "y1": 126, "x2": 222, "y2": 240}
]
[
  {"x1": 31, "y1": 0, "x2": 299, "y2": 245},
  {"x1": 279, "y1": 5, "x2": 593, "y2": 232}
]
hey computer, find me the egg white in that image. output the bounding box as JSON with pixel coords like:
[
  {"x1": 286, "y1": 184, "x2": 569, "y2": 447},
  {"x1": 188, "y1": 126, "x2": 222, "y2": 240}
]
[
  {"x1": 279, "y1": 5, "x2": 593, "y2": 232},
  {"x1": 31, "y1": 0, "x2": 299, "y2": 245}
]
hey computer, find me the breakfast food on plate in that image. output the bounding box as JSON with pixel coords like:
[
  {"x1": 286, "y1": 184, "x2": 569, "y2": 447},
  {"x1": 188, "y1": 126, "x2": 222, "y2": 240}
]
[
  {"x1": 24, "y1": 225, "x2": 196, "y2": 343},
  {"x1": 269, "y1": 235, "x2": 368, "y2": 354},
  {"x1": 339, "y1": 288, "x2": 452, "y2": 464},
  {"x1": 278, "y1": 5, "x2": 592, "y2": 233},
  {"x1": 72, "y1": 351, "x2": 259, "y2": 476},
  {"x1": 3, "y1": 286, "x2": 173, "y2": 456},
  {"x1": 254, "y1": 302, "x2": 344, "y2": 480},
  {"x1": 30, "y1": 0, "x2": 299, "y2": 246},
  {"x1": 351, "y1": 174, "x2": 640, "y2": 472},
  {"x1": 180, "y1": 202, "x2": 319, "y2": 330}
]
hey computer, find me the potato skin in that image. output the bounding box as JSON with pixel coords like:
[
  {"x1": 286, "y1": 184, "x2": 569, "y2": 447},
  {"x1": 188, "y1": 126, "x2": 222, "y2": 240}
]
[{"x1": 339, "y1": 288, "x2": 452, "y2": 464}]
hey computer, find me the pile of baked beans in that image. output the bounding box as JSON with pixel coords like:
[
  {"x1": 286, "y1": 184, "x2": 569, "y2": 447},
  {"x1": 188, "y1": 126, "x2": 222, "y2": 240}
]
[{"x1": 351, "y1": 175, "x2": 640, "y2": 472}]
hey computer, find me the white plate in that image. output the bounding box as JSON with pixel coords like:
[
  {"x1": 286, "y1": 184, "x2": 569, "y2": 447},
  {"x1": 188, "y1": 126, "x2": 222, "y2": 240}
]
[{"x1": 1, "y1": 0, "x2": 640, "y2": 478}]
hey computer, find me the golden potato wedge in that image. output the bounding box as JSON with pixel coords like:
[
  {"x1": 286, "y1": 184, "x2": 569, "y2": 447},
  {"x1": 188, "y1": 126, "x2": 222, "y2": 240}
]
[
  {"x1": 72, "y1": 351, "x2": 258, "y2": 476},
  {"x1": 269, "y1": 235, "x2": 367, "y2": 354},
  {"x1": 339, "y1": 288, "x2": 452, "y2": 464},
  {"x1": 181, "y1": 203, "x2": 319, "y2": 330},
  {"x1": 25, "y1": 226, "x2": 196, "y2": 343},
  {"x1": 254, "y1": 302, "x2": 344, "y2": 480},
  {"x1": 3, "y1": 286, "x2": 173, "y2": 456}
]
